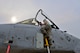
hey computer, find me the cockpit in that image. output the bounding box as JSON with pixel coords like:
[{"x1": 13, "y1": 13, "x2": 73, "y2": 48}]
[
  {"x1": 17, "y1": 18, "x2": 38, "y2": 25},
  {"x1": 17, "y1": 9, "x2": 59, "y2": 29}
]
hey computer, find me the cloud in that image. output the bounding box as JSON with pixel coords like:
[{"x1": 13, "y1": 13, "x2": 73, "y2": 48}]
[{"x1": 0, "y1": 0, "x2": 38, "y2": 23}]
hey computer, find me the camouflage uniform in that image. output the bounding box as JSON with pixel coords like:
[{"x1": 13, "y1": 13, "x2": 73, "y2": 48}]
[
  {"x1": 40, "y1": 24, "x2": 52, "y2": 38},
  {"x1": 40, "y1": 19, "x2": 52, "y2": 46}
]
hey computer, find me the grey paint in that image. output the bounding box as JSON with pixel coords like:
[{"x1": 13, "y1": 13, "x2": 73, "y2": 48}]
[{"x1": 0, "y1": 24, "x2": 80, "y2": 53}]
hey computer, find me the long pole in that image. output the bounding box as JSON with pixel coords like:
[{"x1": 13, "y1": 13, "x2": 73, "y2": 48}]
[{"x1": 6, "y1": 44, "x2": 11, "y2": 53}]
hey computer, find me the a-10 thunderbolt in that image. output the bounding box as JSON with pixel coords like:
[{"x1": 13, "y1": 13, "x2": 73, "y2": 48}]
[{"x1": 0, "y1": 9, "x2": 80, "y2": 53}]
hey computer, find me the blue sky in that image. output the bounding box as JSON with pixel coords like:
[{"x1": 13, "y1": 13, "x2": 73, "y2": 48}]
[{"x1": 0, "y1": 0, "x2": 80, "y2": 38}]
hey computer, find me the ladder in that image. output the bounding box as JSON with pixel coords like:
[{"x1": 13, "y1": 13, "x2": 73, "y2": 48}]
[{"x1": 45, "y1": 38, "x2": 51, "y2": 53}]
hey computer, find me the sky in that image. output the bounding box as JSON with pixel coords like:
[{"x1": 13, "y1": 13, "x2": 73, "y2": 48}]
[{"x1": 0, "y1": 0, "x2": 80, "y2": 38}]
